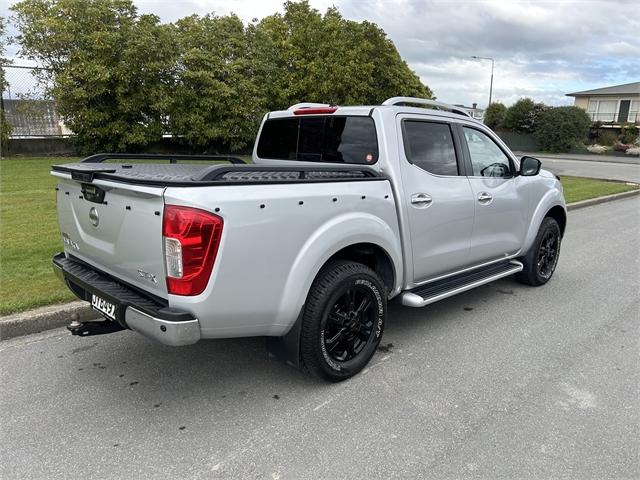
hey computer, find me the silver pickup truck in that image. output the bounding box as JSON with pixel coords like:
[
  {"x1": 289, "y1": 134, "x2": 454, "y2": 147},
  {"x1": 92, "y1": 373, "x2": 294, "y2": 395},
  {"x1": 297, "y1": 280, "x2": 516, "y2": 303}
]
[{"x1": 52, "y1": 97, "x2": 566, "y2": 381}]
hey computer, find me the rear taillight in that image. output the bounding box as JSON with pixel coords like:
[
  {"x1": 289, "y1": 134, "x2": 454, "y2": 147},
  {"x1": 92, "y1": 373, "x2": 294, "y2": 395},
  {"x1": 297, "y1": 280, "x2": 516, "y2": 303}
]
[{"x1": 162, "y1": 205, "x2": 223, "y2": 296}]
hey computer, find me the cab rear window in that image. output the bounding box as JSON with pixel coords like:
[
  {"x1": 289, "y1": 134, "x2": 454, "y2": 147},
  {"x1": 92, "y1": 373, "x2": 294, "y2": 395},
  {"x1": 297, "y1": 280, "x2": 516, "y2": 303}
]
[{"x1": 256, "y1": 116, "x2": 379, "y2": 164}]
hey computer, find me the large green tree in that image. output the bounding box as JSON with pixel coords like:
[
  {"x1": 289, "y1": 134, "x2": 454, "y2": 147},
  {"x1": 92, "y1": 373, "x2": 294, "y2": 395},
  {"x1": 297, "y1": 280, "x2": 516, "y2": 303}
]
[
  {"x1": 12, "y1": 0, "x2": 177, "y2": 154},
  {"x1": 483, "y1": 102, "x2": 507, "y2": 130},
  {"x1": 253, "y1": 1, "x2": 432, "y2": 110},
  {"x1": 504, "y1": 97, "x2": 547, "y2": 133},
  {"x1": 10, "y1": 0, "x2": 433, "y2": 153},
  {"x1": 169, "y1": 14, "x2": 262, "y2": 152}
]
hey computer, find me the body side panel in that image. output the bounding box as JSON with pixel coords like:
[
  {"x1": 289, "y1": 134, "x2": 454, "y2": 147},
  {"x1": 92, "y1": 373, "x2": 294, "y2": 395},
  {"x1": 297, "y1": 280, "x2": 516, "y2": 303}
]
[{"x1": 163, "y1": 179, "x2": 402, "y2": 338}]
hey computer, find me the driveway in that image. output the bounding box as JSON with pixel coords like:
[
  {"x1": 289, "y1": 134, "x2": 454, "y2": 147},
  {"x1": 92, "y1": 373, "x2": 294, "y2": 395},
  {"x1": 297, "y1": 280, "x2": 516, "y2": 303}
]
[{"x1": 1, "y1": 197, "x2": 639, "y2": 479}]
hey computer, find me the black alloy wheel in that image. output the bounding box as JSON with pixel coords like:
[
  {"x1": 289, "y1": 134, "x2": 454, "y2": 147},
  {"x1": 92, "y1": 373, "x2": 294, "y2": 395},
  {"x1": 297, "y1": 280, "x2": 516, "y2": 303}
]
[
  {"x1": 322, "y1": 285, "x2": 377, "y2": 362},
  {"x1": 516, "y1": 216, "x2": 562, "y2": 286},
  {"x1": 537, "y1": 229, "x2": 559, "y2": 278},
  {"x1": 300, "y1": 260, "x2": 386, "y2": 382}
]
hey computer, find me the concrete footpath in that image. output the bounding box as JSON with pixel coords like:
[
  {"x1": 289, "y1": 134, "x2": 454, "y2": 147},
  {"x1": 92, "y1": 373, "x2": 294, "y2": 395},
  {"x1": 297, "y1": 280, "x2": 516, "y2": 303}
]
[{"x1": 1, "y1": 188, "x2": 639, "y2": 342}]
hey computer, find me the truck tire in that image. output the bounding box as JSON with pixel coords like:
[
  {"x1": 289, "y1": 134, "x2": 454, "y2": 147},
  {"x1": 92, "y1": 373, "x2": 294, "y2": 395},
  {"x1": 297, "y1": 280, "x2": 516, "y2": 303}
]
[
  {"x1": 516, "y1": 216, "x2": 561, "y2": 286},
  {"x1": 300, "y1": 260, "x2": 386, "y2": 382}
]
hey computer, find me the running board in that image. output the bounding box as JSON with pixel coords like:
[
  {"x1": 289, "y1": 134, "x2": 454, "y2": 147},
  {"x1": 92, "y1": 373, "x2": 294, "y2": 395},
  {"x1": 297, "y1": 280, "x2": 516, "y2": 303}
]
[{"x1": 400, "y1": 260, "x2": 523, "y2": 308}]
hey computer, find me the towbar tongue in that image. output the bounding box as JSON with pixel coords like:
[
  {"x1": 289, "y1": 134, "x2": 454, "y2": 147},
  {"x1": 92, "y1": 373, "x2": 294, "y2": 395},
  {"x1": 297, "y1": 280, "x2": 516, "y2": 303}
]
[{"x1": 67, "y1": 315, "x2": 125, "y2": 337}]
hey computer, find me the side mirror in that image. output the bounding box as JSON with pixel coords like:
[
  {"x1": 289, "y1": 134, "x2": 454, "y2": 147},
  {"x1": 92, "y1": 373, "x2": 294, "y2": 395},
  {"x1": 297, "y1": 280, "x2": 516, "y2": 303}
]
[{"x1": 520, "y1": 156, "x2": 541, "y2": 176}]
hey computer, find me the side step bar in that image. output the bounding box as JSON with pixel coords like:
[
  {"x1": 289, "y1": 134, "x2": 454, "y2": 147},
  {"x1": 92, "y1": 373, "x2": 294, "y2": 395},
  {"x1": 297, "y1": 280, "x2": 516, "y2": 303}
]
[{"x1": 400, "y1": 260, "x2": 523, "y2": 308}]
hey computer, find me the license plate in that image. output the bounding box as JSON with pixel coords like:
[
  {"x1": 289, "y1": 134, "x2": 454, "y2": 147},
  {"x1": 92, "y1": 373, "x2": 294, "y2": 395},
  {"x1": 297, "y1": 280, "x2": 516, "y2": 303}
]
[{"x1": 91, "y1": 294, "x2": 117, "y2": 320}]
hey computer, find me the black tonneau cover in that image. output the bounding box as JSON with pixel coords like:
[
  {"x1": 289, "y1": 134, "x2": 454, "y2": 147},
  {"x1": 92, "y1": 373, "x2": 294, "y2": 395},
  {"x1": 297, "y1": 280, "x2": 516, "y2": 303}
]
[{"x1": 51, "y1": 153, "x2": 384, "y2": 187}]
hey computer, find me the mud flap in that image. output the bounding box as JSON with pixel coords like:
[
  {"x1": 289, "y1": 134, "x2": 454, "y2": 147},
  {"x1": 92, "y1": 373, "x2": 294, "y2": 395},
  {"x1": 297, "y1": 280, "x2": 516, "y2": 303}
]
[{"x1": 265, "y1": 310, "x2": 303, "y2": 369}]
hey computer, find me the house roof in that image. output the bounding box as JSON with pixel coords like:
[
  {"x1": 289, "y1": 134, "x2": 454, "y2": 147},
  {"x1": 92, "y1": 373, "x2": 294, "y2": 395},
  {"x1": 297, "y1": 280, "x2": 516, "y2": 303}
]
[
  {"x1": 3, "y1": 98, "x2": 63, "y2": 136},
  {"x1": 566, "y1": 81, "x2": 640, "y2": 97}
]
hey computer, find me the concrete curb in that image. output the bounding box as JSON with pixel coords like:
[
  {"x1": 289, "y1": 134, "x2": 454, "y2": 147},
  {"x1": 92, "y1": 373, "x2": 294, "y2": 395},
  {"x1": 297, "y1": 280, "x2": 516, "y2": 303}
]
[
  {"x1": 0, "y1": 301, "x2": 99, "y2": 341},
  {"x1": 1, "y1": 188, "x2": 638, "y2": 342},
  {"x1": 566, "y1": 188, "x2": 640, "y2": 211}
]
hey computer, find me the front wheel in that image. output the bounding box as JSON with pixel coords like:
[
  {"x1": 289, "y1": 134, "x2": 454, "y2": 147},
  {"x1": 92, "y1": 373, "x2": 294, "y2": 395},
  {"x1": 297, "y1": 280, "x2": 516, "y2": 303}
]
[
  {"x1": 516, "y1": 217, "x2": 562, "y2": 286},
  {"x1": 300, "y1": 260, "x2": 386, "y2": 382}
]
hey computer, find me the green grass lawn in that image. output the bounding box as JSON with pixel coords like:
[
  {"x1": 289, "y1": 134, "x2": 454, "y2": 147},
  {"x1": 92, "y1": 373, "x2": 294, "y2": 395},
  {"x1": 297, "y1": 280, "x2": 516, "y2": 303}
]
[
  {"x1": 0, "y1": 156, "x2": 638, "y2": 315},
  {"x1": 0, "y1": 156, "x2": 79, "y2": 315},
  {"x1": 560, "y1": 176, "x2": 639, "y2": 203}
]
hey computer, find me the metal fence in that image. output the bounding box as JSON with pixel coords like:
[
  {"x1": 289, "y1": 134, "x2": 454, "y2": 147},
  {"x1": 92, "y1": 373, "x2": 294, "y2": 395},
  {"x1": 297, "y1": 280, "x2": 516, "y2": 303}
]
[{"x1": 1, "y1": 64, "x2": 71, "y2": 137}]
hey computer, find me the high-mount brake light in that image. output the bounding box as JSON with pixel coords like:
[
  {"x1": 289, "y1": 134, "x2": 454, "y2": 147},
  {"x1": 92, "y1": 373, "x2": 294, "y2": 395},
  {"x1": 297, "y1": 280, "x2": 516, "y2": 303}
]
[
  {"x1": 162, "y1": 205, "x2": 223, "y2": 296},
  {"x1": 293, "y1": 107, "x2": 338, "y2": 115}
]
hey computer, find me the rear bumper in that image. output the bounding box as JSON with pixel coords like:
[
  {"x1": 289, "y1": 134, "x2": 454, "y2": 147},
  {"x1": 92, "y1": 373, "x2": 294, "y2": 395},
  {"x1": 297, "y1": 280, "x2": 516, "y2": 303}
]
[{"x1": 53, "y1": 253, "x2": 200, "y2": 346}]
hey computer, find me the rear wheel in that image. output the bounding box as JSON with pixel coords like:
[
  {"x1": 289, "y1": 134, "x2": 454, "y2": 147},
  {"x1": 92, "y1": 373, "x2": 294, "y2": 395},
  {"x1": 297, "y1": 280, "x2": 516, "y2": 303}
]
[
  {"x1": 516, "y1": 217, "x2": 561, "y2": 286},
  {"x1": 300, "y1": 260, "x2": 386, "y2": 382}
]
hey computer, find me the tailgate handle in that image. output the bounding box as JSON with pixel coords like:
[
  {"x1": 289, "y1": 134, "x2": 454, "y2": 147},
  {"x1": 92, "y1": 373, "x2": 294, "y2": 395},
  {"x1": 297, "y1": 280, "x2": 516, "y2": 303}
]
[{"x1": 71, "y1": 169, "x2": 116, "y2": 183}]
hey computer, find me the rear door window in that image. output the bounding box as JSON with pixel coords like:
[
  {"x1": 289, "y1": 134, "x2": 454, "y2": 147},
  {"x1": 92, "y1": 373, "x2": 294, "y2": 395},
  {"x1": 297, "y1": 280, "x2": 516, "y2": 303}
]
[
  {"x1": 257, "y1": 116, "x2": 379, "y2": 164},
  {"x1": 402, "y1": 121, "x2": 460, "y2": 176}
]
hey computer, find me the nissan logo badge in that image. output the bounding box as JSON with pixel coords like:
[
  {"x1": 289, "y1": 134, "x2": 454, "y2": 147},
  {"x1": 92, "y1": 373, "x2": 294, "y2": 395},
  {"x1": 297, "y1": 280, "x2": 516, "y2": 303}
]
[{"x1": 89, "y1": 207, "x2": 99, "y2": 227}]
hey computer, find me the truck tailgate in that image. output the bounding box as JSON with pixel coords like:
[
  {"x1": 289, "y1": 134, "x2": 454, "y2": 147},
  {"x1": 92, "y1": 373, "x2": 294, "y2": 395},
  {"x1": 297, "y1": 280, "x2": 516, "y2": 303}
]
[{"x1": 54, "y1": 175, "x2": 168, "y2": 298}]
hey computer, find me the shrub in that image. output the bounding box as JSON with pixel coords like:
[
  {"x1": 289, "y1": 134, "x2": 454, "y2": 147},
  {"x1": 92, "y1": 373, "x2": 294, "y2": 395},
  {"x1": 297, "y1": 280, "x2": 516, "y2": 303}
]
[
  {"x1": 597, "y1": 130, "x2": 618, "y2": 146},
  {"x1": 620, "y1": 123, "x2": 639, "y2": 144},
  {"x1": 613, "y1": 142, "x2": 631, "y2": 152},
  {"x1": 588, "y1": 121, "x2": 602, "y2": 142},
  {"x1": 483, "y1": 102, "x2": 507, "y2": 130},
  {"x1": 587, "y1": 144, "x2": 609, "y2": 154},
  {"x1": 504, "y1": 98, "x2": 547, "y2": 133},
  {"x1": 533, "y1": 106, "x2": 592, "y2": 153},
  {"x1": 625, "y1": 146, "x2": 640, "y2": 156}
]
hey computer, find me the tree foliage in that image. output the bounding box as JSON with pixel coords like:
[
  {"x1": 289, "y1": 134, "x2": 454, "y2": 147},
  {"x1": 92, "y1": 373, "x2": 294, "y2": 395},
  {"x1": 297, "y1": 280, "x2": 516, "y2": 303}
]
[
  {"x1": 10, "y1": 0, "x2": 432, "y2": 153},
  {"x1": 12, "y1": 0, "x2": 178, "y2": 154},
  {"x1": 504, "y1": 98, "x2": 547, "y2": 133},
  {"x1": 483, "y1": 102, "x2": 507, "y2": 130},
  {"x1": 253, "y1": 2, "x2": 432, "y2": 109},
  {"x1": 169, "y1": 14, "x2": 262, "y2": 152},
  {"x1": 533, "y1": 106, "x2": 591, "y2": 153}
]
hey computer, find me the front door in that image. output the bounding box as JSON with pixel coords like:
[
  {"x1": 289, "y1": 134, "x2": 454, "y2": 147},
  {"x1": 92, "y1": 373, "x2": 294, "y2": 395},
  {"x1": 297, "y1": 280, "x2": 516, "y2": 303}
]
[
  {"x1": 398, "y1": 117, "x2": 475, "y2": 283},
  {"x1": 459, "y1": 125, "x2": 528, "y2": 265},
  {"x1": 618, "y1": 100, "x2": 631, "y2": 123}
]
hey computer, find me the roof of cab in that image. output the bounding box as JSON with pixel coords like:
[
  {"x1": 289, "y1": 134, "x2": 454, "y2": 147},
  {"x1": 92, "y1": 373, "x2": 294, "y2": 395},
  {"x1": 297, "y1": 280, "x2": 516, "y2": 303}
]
[{"x1": 267, "y1": 97, "x2": 483, "y2": 123}]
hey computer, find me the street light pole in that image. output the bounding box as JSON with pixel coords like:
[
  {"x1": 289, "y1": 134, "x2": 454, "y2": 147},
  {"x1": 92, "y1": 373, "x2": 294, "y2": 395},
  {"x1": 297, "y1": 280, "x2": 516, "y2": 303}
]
[{"x1": 471, "y1": 56, "x2": 494, "y2": 107}]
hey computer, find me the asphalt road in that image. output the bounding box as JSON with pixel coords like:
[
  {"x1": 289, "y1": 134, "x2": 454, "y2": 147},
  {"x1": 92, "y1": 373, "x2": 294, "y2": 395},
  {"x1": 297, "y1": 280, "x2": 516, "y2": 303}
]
[
  {"x1": 2, "y1": 197, "x2": 639, "y2": 480},
  {"x1": 538, "y1": 157, "x2": 640, "y2": 183}
]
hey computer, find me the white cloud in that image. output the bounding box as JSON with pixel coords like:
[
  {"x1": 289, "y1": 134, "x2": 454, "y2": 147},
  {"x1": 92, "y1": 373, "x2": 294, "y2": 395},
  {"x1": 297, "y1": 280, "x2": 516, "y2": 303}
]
[{"x1": 2, "y1": 0, "x2": 638, "y2": 107}]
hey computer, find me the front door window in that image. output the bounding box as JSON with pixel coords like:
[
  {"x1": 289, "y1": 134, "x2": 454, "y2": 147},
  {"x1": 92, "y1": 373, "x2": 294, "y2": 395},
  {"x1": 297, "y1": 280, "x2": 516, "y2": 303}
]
[{"x1": 463, "y1": 127, "x2": 512, "y2": 178}]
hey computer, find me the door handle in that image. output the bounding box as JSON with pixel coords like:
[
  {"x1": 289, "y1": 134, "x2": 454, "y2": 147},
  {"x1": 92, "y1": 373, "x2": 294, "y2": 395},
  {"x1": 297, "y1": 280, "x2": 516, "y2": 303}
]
[
  {"x1": 477, "y1": 192, "x2": 493, "y2": 204},
  {"x1": 411, "y1": 193, "x2": 433, "y2": 207}
]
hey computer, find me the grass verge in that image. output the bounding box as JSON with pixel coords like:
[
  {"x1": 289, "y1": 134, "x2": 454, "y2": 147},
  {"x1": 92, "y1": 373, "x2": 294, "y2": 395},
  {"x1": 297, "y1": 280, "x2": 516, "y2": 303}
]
[
  {"x1": 0, "y1": 156, "x2": 637, "y2": 315},
  {"x1": 560, "y1": 176, "x2": 639, "y2": 203},
  {"x1": 1, "y1": 156, "x2": 79, "y2": 315}
]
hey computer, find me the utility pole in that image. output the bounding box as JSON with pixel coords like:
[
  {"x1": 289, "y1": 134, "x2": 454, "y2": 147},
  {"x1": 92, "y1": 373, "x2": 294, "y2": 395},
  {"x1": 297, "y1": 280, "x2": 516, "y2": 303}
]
[{"x1": 471, "y1": 56, "x2": 494, "y2": 107}]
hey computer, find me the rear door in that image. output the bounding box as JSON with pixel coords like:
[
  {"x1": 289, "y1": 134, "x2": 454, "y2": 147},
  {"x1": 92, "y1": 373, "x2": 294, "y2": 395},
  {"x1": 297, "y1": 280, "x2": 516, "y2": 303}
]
[
  {"x1": 54, "y1": 175, "x2": 168, "y2": 297},
  {"x1": 397, "y1": 115, "x2": 475, "y2": 282},
  {"x1": 457, "y1": 124, "x2": 528, "y2": 265}
]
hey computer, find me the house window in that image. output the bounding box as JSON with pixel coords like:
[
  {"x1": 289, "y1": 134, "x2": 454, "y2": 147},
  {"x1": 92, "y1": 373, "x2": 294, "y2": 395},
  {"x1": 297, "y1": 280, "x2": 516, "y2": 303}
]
[
  {"x1": 586, "y1": 100, "x2": 597, "y2": 120},
  {"x1": 596, "y1": 100, "x2": 617, "y2": 122},
  {"x1": 629, "y1": 101, "x2": 639, "y2": 123}
]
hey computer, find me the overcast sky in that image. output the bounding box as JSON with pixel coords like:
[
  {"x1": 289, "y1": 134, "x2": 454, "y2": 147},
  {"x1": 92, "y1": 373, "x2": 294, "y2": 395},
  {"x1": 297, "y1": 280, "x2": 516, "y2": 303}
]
[{"x1": 2, "y1": 0, "x2": 639, "y2": 107}]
